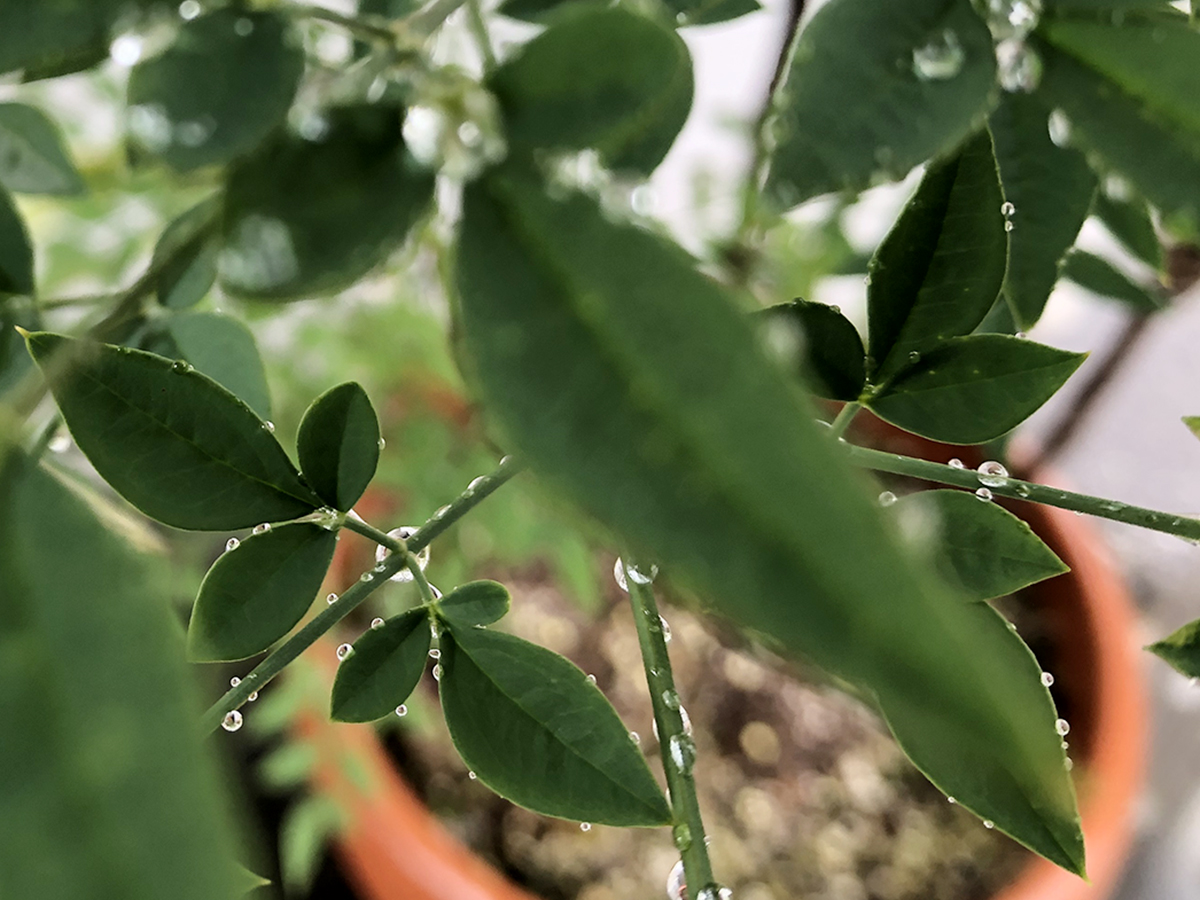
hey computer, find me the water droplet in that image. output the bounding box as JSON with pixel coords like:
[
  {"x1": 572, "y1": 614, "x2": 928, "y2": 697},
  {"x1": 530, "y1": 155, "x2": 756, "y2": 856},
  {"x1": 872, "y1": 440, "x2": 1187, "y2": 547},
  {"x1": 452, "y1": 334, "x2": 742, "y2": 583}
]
[
  {"x1": 327, "y1": 592, "x2": 338, "y2": 605},
  {"x1": 660, "y1": 615, "x2": 672, "y2": 644},
  {"x1": 976, "y1": 487, "x2": 994, "y2": 501},
  {"x1": 263, "y1": 420, "x2": 275, "y2": 433},
  {"x1": 1015, "y1": 331, "x2": 1028, "y2": 339},
  {"x1": 434, "y1": 504, "x2": 451, "y2": 519},
  {"x1": 252, "y1": 523, "x2": 271, "y2": 535},
  {"x1": 878, "y1": 491, "x2": 898, "y2": 507},
  {"x1": 1001, "y1": 201, "x2": 1016, "y2": 217},
  {"x1": 234, "y1": 16, "x2": 254, "y2": 36},
  {"x1": 662, "y1": 690, "x2": 681, "y2": 710},
  {"x1": 395, "y1": 704, "x2": 408, "y2": 717},
  {"x1": 109, "y1": 33, "x2": 143, "y2": 66},
  {"x1": 863, "y1": 274, "x2": 873, "y2": 287},
  {"x1": 225, "y1": 537, "x2": 240, "y2": 552},
  {"x1": 370, "y1": 617, "x2": 385, "y2": 630},
  {"x1": 467, "y1": 475, "x2": 487, "y2": 492},
  {"x1": 171, "y1": 359, "x2": 191, "y2": 373},
  {"x1": 1048, "y1": 109, "x2": 1072, "y2": 147},
  {"x1": 429, "y1": 648, "x2": 441, "y2": 660},
  {"x1": 908, "y1": 350, "x2": 921, "y2": 363},
  {"x1": 629, "y1": 731, "x2": 641, "y2": 745},
  {"x1": 178, "y1": 0, "x2": 201, "y2": 19},
  {"x1": 48, "y1": 432, "x2": 71, "y2": 453},
  {"x1": 947, "y1": 796, "x2": 957, "y2": 804},
  {"x1": 912, "y1": 29, "x2": 965, "y2": 81},
  {"x1": 673, "y1": 822, "x2": 692, "y2": 850},
  {"x1": 367, "y1": 75, "x2": 388, "y2": 103},
  {"x1": 248, "y1": 691, "x2": 258, "y2": 701},
  {"x1": 1055, "y1": 718, "x2": 1070, "y2": 736},
  {"x1": 679, "y1": 706, "x2": 693, "y2": 737},
  {"x1": 1064, "y1": 757, "x2": 1074, "y2": 771},
  {"x1": 221, "y1": 710, "x2": 243, "y2": 732},
  {"x1": 336, "y1": 643, "x2": 354, "y2": 661},
  {"x1": 668, "y1": 734, "x2": 696, "y2": 774},
  {"x1": 432, "y1": 664, "x2": 443, "y2": 681},
  {"x1": 375, "y1": 526, "x2": 431, "y2": 582},
  {"x1": 580, "y1": 822, "x2": 592, "y2": 832},
  {"x1": 377, "y1": 437, "x2": 386, "y2": 450},
  {"x1": 614, "y1": 557, "x2": 658, "y2": 591},
  {"x1": 230, "y1": 676, "x2": 241, "y2": 687},
  {"x1": 457, "y1": 121, "x2": 482, "y2": 147},
  {"x1": 586, "y1": 673, "x2": 597, "y2": 685},
  {"x1": 631, "y1": 185, "x2": 656, "y2": 216},
  {"x1": 948, "y1": 458, "x2": 965, "y2": 469},
  {"x1": 977, "y1": 460, "x2": 1010, "y2": 487},
  {"x1": 667, "y1": 860, "x2": 687, "y2": 900},
  {"x1": 1005, "y1": 220, "x2": 1015, "y2": 232},
  {"x1": 468, "y1": 770, "x2": 477, "y2": 780},
  {"x1": 983, "y1": 819, "x2": 995, "y2": 829},
  {"x1": 1041, "y1": 671, "x2": 1054, "y2": 687},
  {"x1": 997, "y1": 39, "x2": 1042, "y2": 92}
]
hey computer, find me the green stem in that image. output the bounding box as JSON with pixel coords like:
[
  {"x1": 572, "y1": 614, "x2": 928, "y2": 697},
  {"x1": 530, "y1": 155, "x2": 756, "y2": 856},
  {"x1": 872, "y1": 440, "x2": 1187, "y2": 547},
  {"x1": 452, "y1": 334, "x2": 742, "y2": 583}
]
[
  {"x1": 465, "y1": 0, "x2": 497, "y2": 73},
  {"x1": 201, "y1": 455, "x2": 523, "y2": 732},
  {"x1": 343, "y1": 509, "x2": 449, "y2": 606},
  {"x1": 626, "y1": 559, "x2": 715, "y2": 900},
  {"x1": 842, "y1": 442, "x2": 1200, "y2": 542},
  {"x1": 827, "y1": 401, "x2": 861, "y2": 440}
]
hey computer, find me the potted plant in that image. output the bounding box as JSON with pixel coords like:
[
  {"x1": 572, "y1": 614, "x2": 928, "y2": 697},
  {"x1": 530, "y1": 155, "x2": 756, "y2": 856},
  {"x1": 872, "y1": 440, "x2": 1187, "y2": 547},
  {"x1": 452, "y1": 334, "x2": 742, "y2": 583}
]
[{"x1": 3, "y1": 1, "x2": 1199, "y2": 899}]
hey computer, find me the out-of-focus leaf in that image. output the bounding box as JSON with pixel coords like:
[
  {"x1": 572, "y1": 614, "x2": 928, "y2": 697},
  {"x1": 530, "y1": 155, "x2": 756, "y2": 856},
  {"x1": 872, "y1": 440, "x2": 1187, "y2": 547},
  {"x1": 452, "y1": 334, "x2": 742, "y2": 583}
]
[
  {"x1": 488, "y1": 7, "x2": 692, "y2": 174},
  {"x1": 0, "y1": 185, "x2": 33, "y2": 295},
  {"x1": 764, "y1": 0, "x2": 996, "y2": 208},
  {"x1": 220, "y1": 105, "x2": 434, "y2": 300},
  {"x1": 497, "y1": 0, "x2": 761, "y2": 25},
  {"x1": 1093, "y1": 191, "x2": 1162, "y2": 270},
  {"x1": 329, "y1": 608, "x2": 431, "y2": 723},
  {"x1": 759, "y1": 300, "x2": 865, "y2": 401},
  {"x1": 297, "y1": 382, "x2": 379, "y2": 511},
  {"x1": 455, "y1": 169, "x2": 1083, "y2": 870},
  {"x1": 437, "y1": 580, "x2": 511, "y2": 628},
  {"x1": 0, "y1": 453, "x2": 241, "y2": 900},
  {"x1": 153, "y1": 198, "x2": 221, "y2": 310},
  {"x1": 25, "y1": 332, "x2": 322, "y2": 530},
  {"x1": 1148, "y1": 619, "x2": 1200, "y2": 678},
  {"x1": 279, "y1": 797, "x2": 342, "y2": 896},
  {"x1": 0, "y1": 0, "x2": 139, "y2": 77},
  {"x1": 1061, "y1": 250, "x2": 1162, "y2": 313},
  {"x1": 0, "y1": 297, "x2": 36, "y2": 394},
  {"x1": 989, "y1": 91, "x2": 1095, "y2": 329},
  {"x1": 0, "y1": 103, "x2": 84, "y2": 194},
  {"x1": 127, "y1": 10, "x2": 303, "y2": 172}
]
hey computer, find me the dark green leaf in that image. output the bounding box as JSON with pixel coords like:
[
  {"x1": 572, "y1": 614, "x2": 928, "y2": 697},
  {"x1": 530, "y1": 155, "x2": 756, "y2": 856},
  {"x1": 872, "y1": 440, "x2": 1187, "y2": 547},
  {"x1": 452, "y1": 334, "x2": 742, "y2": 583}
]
[
  {"x1": 188, "y1": 522, "x2": 336, "y2": 662},
  {"x1": 868, "y1": 131, "x2": 1008, "y2": 382},
  {"x1": 868, "y1": 333, "x2": 1087, "y2": 443},
  {"x1": 0, "y1": 0, "x2": 136, "y2": 76},
  {"x1": 0, "y1": 185, "x2": 33, "y2": 295},
  {"x1": 1093, "y1": 191, "x2": 1162, "y2": 270},
  {"x1": 220, "y1": 105, "x2": 434, "y2": 300},
  {"x1": 488, "y1": 7, "x2": 693, "y2": 174},
  {"x1": 1061, "y1": 250, "x2": 1162, "y2": 312},
  {"x1": 891, "y1": 490, "x2": 1067, "y2": 601},
  {"x1": 0, "y1": 103, "x2": 84, "y2": 194},
  {"x1": 764, "y1": 0, "x2": 996, "y2": 208},
  {"x1": 438, "y1": 580, "x2": 511, "y2": 628},
  {"x1": 759, "y1": 300, "x2": 865, "y2": 401},
  {"x1": 1035, "y1": 19, "x2": 1200, "y2": 231},
  {"x1": 1147, "y1": 619, "x2": 1200, "y2": 678},
  {"x1": 455, "y1": 170, "x2": 1082, "y2": 870},
  {"x1": 127, "y1": 10, "x2": 303, "y2": 172},
  {"x1": 329, "y1": 608, "x2": 431, "y2": 722},
  {"x1": 153, "y1": 198, "x2": 220, "y2": 310},
  {"x1": 25, "y1": 332, "x2": 322, "y2": 530},
  {"x1": 296, "y1": 382, "x2": 379, "y2": 511},
  {"x1": 673, "y1": 0, "x2": 763, "y2": 26},
  {"x1": 440, "y1": 626, "x2": 670, "y2": 825},
  {"x1": 0, "y1": 453, "x2": 241, "y2": 900},
  {"x1": 989, "y1": 91, "x2": 1096, "y2": 329},
  {"x1": 975, "y1": 294, "x2": 1020, "y2": 335},
  {"x1": 143, "y1": 311, "x2": 273, "y2": 419}
]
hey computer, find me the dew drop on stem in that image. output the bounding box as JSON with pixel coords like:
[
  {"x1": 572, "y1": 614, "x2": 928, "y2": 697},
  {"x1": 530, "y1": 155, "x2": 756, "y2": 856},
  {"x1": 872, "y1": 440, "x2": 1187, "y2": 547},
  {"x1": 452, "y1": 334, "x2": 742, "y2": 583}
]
[
  {"x1": 975, "y1": 488, "x2": 993, "y2": 501},
  {"x1": 977, "y1": 460, "x2": 1009, "y2": 487},
  {"x1": 221, "y1": 710, "x2": 243, "y2": 732},
  {"x1": 327, "y1": 592, "x2": 338, "y2": 605},
  {"x1": 579, "y1": 822, "x2": 591, "y2": 832},
  {"x1": 948, "y1": 458, "x2": 965, "y2": 469},
  {"x1": 370, "y1": 617, "x2": 385, "y2": 630},
  {"x1": 395, "y1": 704, "x2": 407, "y2": 717},
  {"x1": 252, "y1": 523, "x2": 271, "y2": 535},
  {"x1": 375, "y1": 527, "x2": 430, "y2": 583}
]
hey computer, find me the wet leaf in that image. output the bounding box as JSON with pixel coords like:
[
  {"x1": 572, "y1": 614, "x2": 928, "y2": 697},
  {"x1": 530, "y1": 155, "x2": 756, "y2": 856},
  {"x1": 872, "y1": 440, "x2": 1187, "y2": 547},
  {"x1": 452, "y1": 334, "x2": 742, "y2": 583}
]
[
  {"x1": 759, "y1": 300, "x2": 865, "y2": 401},
  {"x1": 329, "y1": 608, "x2": 431, "y2": 722},
  {"x1": 437, "y1": 580, "x2": 511, "y2": 628},
  {"x1": 297, "y1": 382, "x2": 380, "y2": 511}
]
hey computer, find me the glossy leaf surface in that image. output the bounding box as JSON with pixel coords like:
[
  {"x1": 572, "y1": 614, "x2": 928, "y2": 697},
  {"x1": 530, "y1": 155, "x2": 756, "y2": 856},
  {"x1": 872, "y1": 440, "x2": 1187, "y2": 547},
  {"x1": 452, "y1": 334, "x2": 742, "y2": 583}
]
[
  {"x1": 1061, "y1": 251, "x2": 1162, "y2": 313},
  {"x1": 989, "y1": 91, "x2": 1095, "y2": 329},
  {"x1": 0, "y1": 103, "x2": 84, "y2": 194},
  {"x1": 297, "y1": 382, "x2": 380, "y2": 511},
  {"x1": 188, "y1": 523, "x2": 336, "y2": 661},
  {"x1": 0, "y1": 454, "x2": 240, "y2": 900},
  {"x1": 488, "y1": 7, "x2": 692, "y2": 174},
  {"x1": 26, "y1": 332, "x2": 322, "y2": 530},
  {"x1": 868, "y1": 334, "x2": 1086, "y2": 443},
  {"x1": 440, "y1": 626, "x2": 670, "y2": 825},
  {"x1": 867, "y1": 130, "x2": 1008, "y2": 381},
  {"x1": 1148, "y1": 619, "x2": 1200, "y2": 678},
  {"x1": 0, "y1": 186, "x2": 32, "y2": 295},
  {"x1": 759, "y1": 300, "x2": 865, "y2": 401},
  {"x1": 891, "y1": 490, "x2": 1068, "y2": 601},
  {"x1": 437, "y1": 580, "x2": 511, "y2": 628},
  {"x1": 329, "y1": 608, "x2": 431, "y2": 722},
  {"x1": 127, "y1": 10, "x2": 303, "y2": 172},
  {"x1": 765, "y1": 0, "x2": 996, "y2": 208},
  {"x1": 152, "y1": 198, "x2": 220, "y2": 310},
  {"x1": 455, "y1": 170, "x2": 1082, "y2": 870}
]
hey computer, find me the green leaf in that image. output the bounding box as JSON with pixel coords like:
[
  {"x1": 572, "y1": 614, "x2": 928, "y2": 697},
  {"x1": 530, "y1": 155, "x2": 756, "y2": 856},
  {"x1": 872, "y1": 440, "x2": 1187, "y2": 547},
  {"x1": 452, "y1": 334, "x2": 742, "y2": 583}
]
[
  {"x1": 488, "y1": 7, "x2": 693, "y2": 174},
  {"x1": 867, "y1": 131, "x2": 1008, "y2": 382},
  {"x1": 0, "y1": 103, "x2": 84, "y2": 194},
  {"x1": 25, "y1": 332, "x2": 322, "y2": 530},
  {"x1": 279, "y1": 797, "x2": 342, "y2": 897},
  {"x1": 127, "y1": 10, "x2": 303, "y2": 172},
  {"x1": 868, "y1": 333, "x2": 1086, "y2": 444},
  {"x1": 1148, "y1": 619, "x2": 1200, "y2": 678},
  {"x1": 764, "y1": 0, "x2": 997, "y2": 208},
  {"x1": 1035, "y1": 18, "x2": 1200, "y2": 230},
  {"x1": 0, "y1": 453, "x2": 241, "y2": 900},
  {"x1": 437, "y1": 580, "x2": 511, "y2": 628},
  {"x1": 220, "y1": 105, "x2": 434, "y2": 300},
  {"x1": 1184, "y1": 415, "x2": 1200, "y2": 440},
  {"x1": 0, "y1": 0, "x2": 136, "y2": 76},
  {"x1": 1061, "y1": 250, "x2": 1162, "y2": 312},
  {"x1": 329, "y1": 608, "x2": 431, "y2": 722},
  {"x1": 672, "y1": 0, "x2": 763, "y2": 26},
  {"x1": 188, "y1": 522, "x2": 337, "y2": 662},
  {"x1": 153, "y1": 198, "x2": 221, "y2": 310},
  {"x1": 891, "y1": 490, "x2": 1068, "y2": 601},
  {"x1": 989, "y1": 91, "x2": 1096, "y2": 329},
  {"x1": 759, "y1": 300, "x2": 865, "y2": 401},
  {"x1": 1092, "y1": 191, "x2": 1162, "y2": 270},
  {"x1": 440, "y1": 626, "x2": 670, "y2": 825},
  {"x1": 297, "y1": 382, "x2": 380, "y2": 511},
  {"x1": 0, "y1": 185, "x2": 33, "y2": 295},
  {"x1": 233, "y1": 865, "x2": 272, "y2": 897},
  {"x1": 455, "y1": 170, "x2": 1083, "y2": 870},
  {"x1": 143, "y1": 312, "x2": 273, "y2": 420}
]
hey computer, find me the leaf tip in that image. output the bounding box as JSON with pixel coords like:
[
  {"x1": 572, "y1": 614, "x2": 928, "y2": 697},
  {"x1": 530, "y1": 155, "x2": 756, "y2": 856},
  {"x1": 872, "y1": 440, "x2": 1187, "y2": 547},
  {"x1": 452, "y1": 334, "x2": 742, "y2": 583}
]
[{"x1": 13, "y1": 325, "x2": 30, "y2": 339}]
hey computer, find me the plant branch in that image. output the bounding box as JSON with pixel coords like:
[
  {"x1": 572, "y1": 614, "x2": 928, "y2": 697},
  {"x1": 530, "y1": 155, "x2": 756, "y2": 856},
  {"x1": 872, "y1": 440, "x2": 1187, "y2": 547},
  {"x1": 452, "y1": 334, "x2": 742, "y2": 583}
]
[
  {"x1": 827, "y1": 401, "x2": 861, "y2": 440},
  {"x1": 626, "y1": 559, "x2": 715, "y2": 900},
  {"x1": 200, "y1": 455, "x2": 524, "y2": 732},
  {"x1": 342, "y1": 512, "x2": 441, "y2": 604},
  {"x1": 842, "y1": 441, "x2": 1200, "y2": 541}
]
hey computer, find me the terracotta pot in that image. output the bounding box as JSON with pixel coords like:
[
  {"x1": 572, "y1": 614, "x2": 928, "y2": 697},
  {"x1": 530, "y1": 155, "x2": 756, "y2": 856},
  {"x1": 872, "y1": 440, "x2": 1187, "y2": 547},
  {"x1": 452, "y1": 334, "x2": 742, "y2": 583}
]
[{"x1": 297, "y1": 448, "x2": 1147, "y2": 900}]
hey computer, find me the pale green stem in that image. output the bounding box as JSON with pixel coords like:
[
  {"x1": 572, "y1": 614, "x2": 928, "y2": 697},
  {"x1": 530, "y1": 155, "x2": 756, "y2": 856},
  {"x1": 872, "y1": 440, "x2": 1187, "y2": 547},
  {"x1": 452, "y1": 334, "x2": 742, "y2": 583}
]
[
  {"x1": 626, "y1": 559, "x2": 715, "y2": 900},
  {"x1": 201, "y1": 456, "x2": 523, "y2": 732},
  {"x1": 342, "y1": 513, "x2": 440, "y2": 606},
  {"x1": 827, "y1": 402, "x2": 861, "y2": 440},
  {"x1": 465, "y1": 0, "x2": 497, "y2": 72},
  {"x1": 842, "y1": 442, "x2": 1200, "y2": 541}
]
